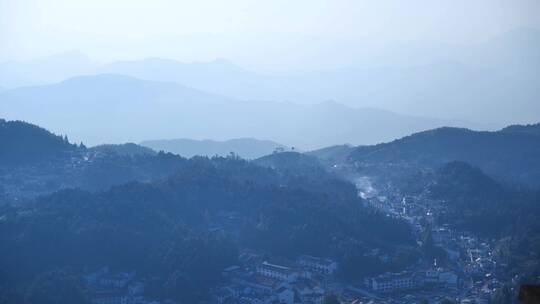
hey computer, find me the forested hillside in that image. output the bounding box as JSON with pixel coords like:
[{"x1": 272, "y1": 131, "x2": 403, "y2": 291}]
[
  {"x1": 0, "y1": 121, "x2": 414, "y2": 303},
  {"x1": 350, "y1": 125, "x2": 540, "y2": 186},
  {"x1": 0, "y1": 119, "x2": 78, "y2": 165}
]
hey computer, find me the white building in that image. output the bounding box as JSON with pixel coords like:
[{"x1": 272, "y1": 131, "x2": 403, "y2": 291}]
[
  {"x1": 424, "y1": 269, "x2": 458, "y2": 287},
  {"x1": 370, "y1": 272, "x2": 419, "y2": 293},
  {"x1": 297, "y1": 255, "x2": 338, "y2": 275},
  {"x1": 256, "y1": 262, "x2": 298, "y2": 281}
]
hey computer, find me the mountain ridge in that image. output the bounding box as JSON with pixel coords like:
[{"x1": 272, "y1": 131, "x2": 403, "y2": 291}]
[
  {"x1": 349, "y1": 124, "x2": 540, "y2": 185},
  {"x1": 0, "y1": 75, "x2": 495, "y2": 149},
  {"x1": 141, "y1": 137, "x2": 286, "y2": 159}
]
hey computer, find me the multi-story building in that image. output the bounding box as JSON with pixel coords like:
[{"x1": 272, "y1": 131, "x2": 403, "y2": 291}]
[
  {"x1": 256, "y1": 262, "x2": 298, "y2": 282},
  {"x1": 369, "y1": 272, "x2": 419, "y2": 293},
  {"x1": 297, "y1": 255, "x2": 338, "y2": 275}
]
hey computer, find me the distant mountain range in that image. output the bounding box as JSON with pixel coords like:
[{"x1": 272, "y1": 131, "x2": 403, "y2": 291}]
[
  {"x1": 1, "y1": 28, "x2": 538, "y2": 124},
  {"x1": 99, "y1": 51, "x2": 535, "y2": 125},
  {"x1": 141, "y1": 138, "x2": 286, "y2": 159},
  {"x1": 94, "y1": 29, "x2": 540, "y2": 124},
  {"x1": 0, "y1": 51, "x2": 98, "y2": 88},
  {"x1": 0, "y1": 74, "x2": 493, "y2": 149}
]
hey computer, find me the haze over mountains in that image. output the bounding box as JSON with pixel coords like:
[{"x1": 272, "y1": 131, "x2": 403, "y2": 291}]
[
  {"x1": 310, "y1": 123, "x2": 540, "y2": 187},
  {"x1": 0, "y1": 74, "x2": 495, "y2": 149},
  {"x1": 2, "y1": 1, "x2": 540, "y2": 302},
  {"x1": 0, "y1": 51, "x2": 98, "y2": 88},
  {"x1": 141, "y1": 138, "x2": 287, "y2": 159},
  {"x1": 1, "y1": 28, "x2": 538, "y2": 127},
  {"x1": 99, "y1": 29, "x2": 540, "y2": 124}
]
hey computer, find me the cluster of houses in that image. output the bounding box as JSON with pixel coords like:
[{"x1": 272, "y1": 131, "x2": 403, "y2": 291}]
[
  {"x1": 379, "y1": 190, "x2": 508, "y2": 302},
  {"x1": 363, "y1": 268, "x2": 458, "y2": 295},
  {"x1": 212, "y1": 253, "x2": 338, "y2": 304},
  {"x1": 83, "y1": 267, "x2": 157, "y2": 304},
  {"x1": 356, "y1": 190, "x2": 503, "y2": 302},
  {"x1": 211, "y1": 245, "x2": 466, "y2": 304},
  {"x1": 366, "y1": 272, "x2": 418, "y2": 293},
  {"x1": 0, "y1": 151, "x2": 91, "y2": 200},
  {"x1": 71, "y1": 178, "x2": 507, "y2": 304}
]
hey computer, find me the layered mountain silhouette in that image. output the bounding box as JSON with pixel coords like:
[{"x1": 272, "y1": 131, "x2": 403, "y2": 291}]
[
  {"x1": 1, "y1": 29, "x2": 538, "y2": 125},
  {"x1": 0, "y1": 74, "x2": 491, "y2": 149},
  {"x1": 141, "y1": 138, "x2": 286, "y2": 159},
  {"x1": 0, "y1": 51, "x2": 97, "y2": 88}
]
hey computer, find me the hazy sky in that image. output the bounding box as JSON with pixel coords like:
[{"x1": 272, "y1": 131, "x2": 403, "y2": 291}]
[{"x1": 1, "y1": 0, "x2": 540, "y2": 70}]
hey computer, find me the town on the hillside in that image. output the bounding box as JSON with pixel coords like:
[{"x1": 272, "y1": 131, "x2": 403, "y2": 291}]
[{"x1": 79, "y1": 177, "x2": 509, "y2": 304}]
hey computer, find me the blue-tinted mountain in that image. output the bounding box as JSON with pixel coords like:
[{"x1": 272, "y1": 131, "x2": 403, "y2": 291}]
[
  {"x1": 403, "y1": 161, "x2": 540, "y2": 241},
  {"x1": 0, "y1": 119, "x2": 191, "y2": 199},
  {"x1": 306, "y1": 144, "x2": 355, "y2": 165},
  {"x1": 253, "y1": 152, "x2": 357, "y2": 200},
  {"x1": 0, "y1": 51, "x2": 97, "y2": 88},
  {"x1": 141, "y1": 137, "x2": 285, "y2": 159},
  {"x1": 255, "y1": 151, "x2": 324, "y2": 176},
  {"x1": 90, "y1": 143, "x2": 156, "y2": 157},
  {"x1": 0, "y1": 151, "x2": 413, "y2": 303},
  {"x1": 94, "y1": 29, "x2": 540, "y2": 124},
  {"x1": 0, "y1": 75, "x2": 488, "y2": 149},
  {"x1": 2, "y1": 29, "x2": 538, "y2": 124},
  {"x1": 0, "y1": 119, "x2": 78, "y2": 166},
  {"x1": 349, "y1": 124, "x2": 540, "y2": 186},
  {"x1": 98, "y1": 57, "x2": 280, "y2": 100}
]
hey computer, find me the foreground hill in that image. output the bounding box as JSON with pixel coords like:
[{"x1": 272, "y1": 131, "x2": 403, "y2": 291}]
[
  {"x1": 90, "y1": 143, "x2": 157, "y2": 156},
  {"x1": 0, "y1": 120, "x2": 194, "y2": 200},
  {"x1": 349, "y1": 124, "x2": 540, "y2": 186},
  {"x1": 307, "y1": 144, "x2": 355, "y2": 165},
  {"x1": 141, "y1": 137, "x2": 285, "y2": 159},
  {"x1": 0, "y1": 119, "x2": 78, "y2": 166},
  {"x1": 0, "y1": 75, "x2": 493, "y2": 149},
  {"x1": 0, "y1": 152, "x2": 413, "y2": 303},
  {"x1": 255, "y1": 152, "x2": 326, "y2": 178}
]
